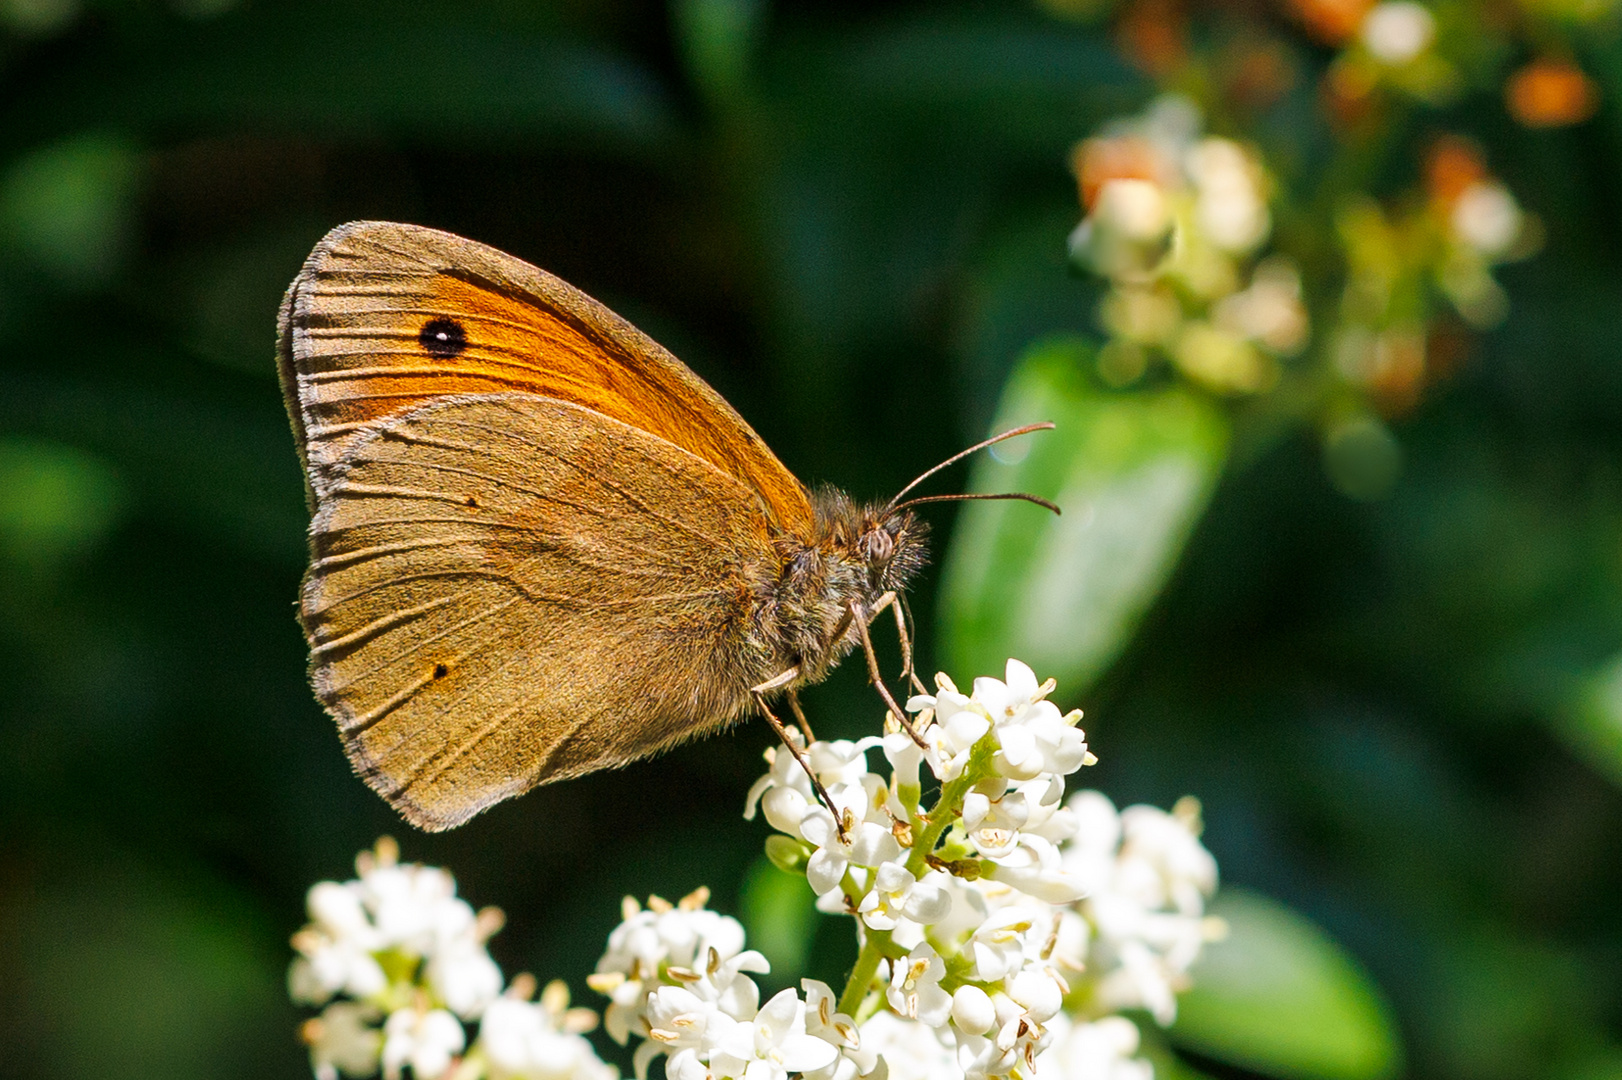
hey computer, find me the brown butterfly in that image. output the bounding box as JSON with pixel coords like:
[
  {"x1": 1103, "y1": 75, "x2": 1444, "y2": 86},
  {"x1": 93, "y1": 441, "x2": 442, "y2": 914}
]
[{"x1": 278, "y1": 221, "x2": 1053, "y2": 831}]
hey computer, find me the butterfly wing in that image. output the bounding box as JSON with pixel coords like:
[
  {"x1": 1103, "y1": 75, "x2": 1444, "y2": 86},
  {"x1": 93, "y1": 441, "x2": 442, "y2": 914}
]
[
  {"x1": 302, "y1": 392, "x2": 778, "y2": 831},
  {"x1": 278, "y1": 220, "x2": 813, "y2": 535}
]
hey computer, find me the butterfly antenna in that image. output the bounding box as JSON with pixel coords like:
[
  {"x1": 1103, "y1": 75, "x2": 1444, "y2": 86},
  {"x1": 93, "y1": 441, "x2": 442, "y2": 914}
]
[
  {"x1": 884, "y1": 422, "x2": 1056, "y2": 513},
  {"x1": 891, "y1": 491, "x2": 1060, "y2": 515}
]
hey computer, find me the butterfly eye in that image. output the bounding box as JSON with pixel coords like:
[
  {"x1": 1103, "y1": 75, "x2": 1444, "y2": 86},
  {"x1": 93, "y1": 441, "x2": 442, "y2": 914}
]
[
  {"x1": 860, "y1": 528, "x2": 894, "y2": 564},
  {"x1": 419, "y1": 317, "x2": 467, "y2": 358}
]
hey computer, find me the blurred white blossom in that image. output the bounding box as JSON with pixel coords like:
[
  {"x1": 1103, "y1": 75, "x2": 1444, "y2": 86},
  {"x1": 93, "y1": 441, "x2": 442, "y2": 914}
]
[
  {"x1": 383, "y1": 1005, "x2": 465, "y2": 1080},
  {"x1": 288, "y1": 839, "x2": 616, "y2": 1080},
  {"x1": 481, "y1": 981, "x2": 614, "y2": 1080},
  {"x1": 1360, "y1": 2, "x2": 1436, "y2": 65},
  {"x1": 302, "y1": 1002, "x2": 383, "y2": 1080}
]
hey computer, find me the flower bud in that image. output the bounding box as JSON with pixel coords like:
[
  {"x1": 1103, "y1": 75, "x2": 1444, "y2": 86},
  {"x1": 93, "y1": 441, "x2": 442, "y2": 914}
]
[
  {"x1": 951, "y1": 985, "x2": 996, "y2": 1035},
  {"x1": 1007, "y1": 969, "x2": 1063, "y2": 1022},
  {"x1": 764, "y1": 834, "x2": 811, "y2": 874}
]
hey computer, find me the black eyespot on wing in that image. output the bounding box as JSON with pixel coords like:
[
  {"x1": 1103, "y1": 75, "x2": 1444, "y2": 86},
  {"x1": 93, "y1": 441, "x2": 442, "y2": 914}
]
[
  {"x1": 419, "y1": 318, "x2": 467, "y2": 358},
  {"x1": 432, "y1": 663, "x2": 449, "y2": 679}
]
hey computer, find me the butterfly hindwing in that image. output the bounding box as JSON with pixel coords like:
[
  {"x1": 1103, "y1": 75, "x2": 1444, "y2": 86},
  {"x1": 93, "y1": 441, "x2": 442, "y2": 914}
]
[{"x1": 301, "y1": 393, "x2": 778, "y2": 830}]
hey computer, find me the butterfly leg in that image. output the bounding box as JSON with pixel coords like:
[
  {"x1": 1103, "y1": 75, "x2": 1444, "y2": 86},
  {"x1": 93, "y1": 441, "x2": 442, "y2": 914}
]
[
  {"x1": 851, "y1": 601, "x2": 929, "y2": 750},
  {"x1": 891, "y1": 595, "x2": 929, "y2": 697},
  {"x1": 786, "y1": 690, "x2": 815, "y2": 744},
  {"x1": 751, "y1": 669, "x2": 848, "y2": 843}
]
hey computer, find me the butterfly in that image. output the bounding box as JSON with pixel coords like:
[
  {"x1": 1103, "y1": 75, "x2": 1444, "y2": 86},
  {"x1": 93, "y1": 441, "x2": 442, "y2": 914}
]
[{"x1": 278, "y1": 221, "x2": 1053, "y2": 830}]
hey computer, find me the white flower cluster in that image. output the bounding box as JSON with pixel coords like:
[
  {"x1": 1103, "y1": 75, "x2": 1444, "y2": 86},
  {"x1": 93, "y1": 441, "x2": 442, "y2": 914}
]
[
  {"x1": 1068, "y1": 95, "x2": 1307, "y2": 395},
  {"x1": 588, "y1": 889, "x2": 856, "y2": 1080},
  {"x1": 289, "y1": 659, "x2": 1223, "y2": 1080},
  {"x1": 290, "y1": 838, "x2": 615, "y2": 1080},
  {"x1": 589, "y1": 659, "x2": 1221, "y2": 1080}
]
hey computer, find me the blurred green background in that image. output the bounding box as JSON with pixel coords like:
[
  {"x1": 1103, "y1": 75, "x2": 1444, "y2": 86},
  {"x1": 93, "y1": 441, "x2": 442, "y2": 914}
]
[{"x1": 2, "y1": 1, "x2": 1622, "y2": 1078}]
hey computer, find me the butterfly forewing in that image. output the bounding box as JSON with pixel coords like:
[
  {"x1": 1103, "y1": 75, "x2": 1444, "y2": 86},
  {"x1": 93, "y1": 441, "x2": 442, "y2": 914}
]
[
  {"x1": 278, "y1": 221, "x2": 813, "y2": 535},
  {"x1": 303, "y1": 393, "x2": 777, "y2": 830}
]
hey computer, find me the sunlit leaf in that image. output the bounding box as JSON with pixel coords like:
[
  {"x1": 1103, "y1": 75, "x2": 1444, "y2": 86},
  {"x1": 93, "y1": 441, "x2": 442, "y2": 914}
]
[
  {"x1": 939, "y1": 337, "x2": 1229, "y2": 694},
  {"x1": 1173, "y1": 890, "x2": 1402, "y2": 1080}
]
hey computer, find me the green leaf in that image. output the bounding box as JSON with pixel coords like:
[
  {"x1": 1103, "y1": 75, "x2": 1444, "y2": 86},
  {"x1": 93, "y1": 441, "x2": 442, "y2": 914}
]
[
  {"x1": 0, "y1": 132, "x2": 141, "y2": 288},
  {"x1": 739, "y1": 856, "x2": 818, "y2": 981},
  {"x1": 1173, "y1": 890, "x2": 1402, "y2": 1080},
  {"x1": 672, "y1": 0, "x2": 767, "y2": 104},
  {"x1": 0, "y1": 437, "x2": 125, "y2": 569},
  {"x1": 939, "y1": 337, "x2": 1228, "y2": 693},
  {"x1": 1557, "y1": 650, "x2": 1622, "y2": 788}
]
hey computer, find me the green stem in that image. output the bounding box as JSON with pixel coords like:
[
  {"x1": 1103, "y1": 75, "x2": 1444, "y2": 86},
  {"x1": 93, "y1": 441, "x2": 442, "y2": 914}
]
[
  {"x1": 835, "y1": 767, "x2": 979, "y2": 1018},
  {"x1": 837, "y1": 926, "x2": 893, "y2": 1017}
]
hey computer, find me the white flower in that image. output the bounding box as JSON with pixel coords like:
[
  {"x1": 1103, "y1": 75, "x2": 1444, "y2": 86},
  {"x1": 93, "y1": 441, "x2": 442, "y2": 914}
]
[
  {"x1": 381, "y1": 1005, "x2": 465, "y2": 1080},
  {"x1": 881, "y1": 732, "x2": 925, "y2": 817},
  {"x1": 860, "y1": 1013, "x2": 958, "y2": 1080},
  {"x1": 956, "y1": 988, "x2": 1056, "y2": 1080},
  {"x1": 1118, "y1": 799, "x2": 1218, "y2": 915},
  {"x1": 687, "y1": 947, "x2": 771, "y2": 1022},
  {"x1": 1059, "y1": 792, "x2": 1220, "y2": 1025},
  {"x1": 1005, "y1": 968, "x2": 1064, "y2": 1024},
  {"x1": 1361, "y1": 1, "x2": 1435, "y2": 65},
  {"x1": 745, "y1": 736, "x2": 883, "y2": 836},
  {"x1": 1186, "y1": 138, "x2": 1270, "y2": 253},
  {"x1": 364, "y1": 860, "x2": 466, "y2": 957},
  {"x1": 982, "y1": 835, "x2": 1086, "y2": 905},
  {"x1": 802, "y1": 785, "x2": 903, "y2": 901},
  {"x1": 288, "y1": 838, "x2": 508, "y2": 1026},
  {"x1": 800, "y1": 978, "x2": 873, "y2": 1080},
  {"x1": 951, "y1": 986, "x2": 996, "y2": 1037},
  {"x1": 1213, "y1": 256, "x2": 1309, "y2": 354},
  {"x1": 590, "y1": 890, "x2": 748, "y2": 1045},
  {"x1": 973, "y1": 660, "x2": 1091, "y2": 781},
  {"x1": 1094, "y1": 179, "x2": 1171, "y2": 242},
  {"x1": 886, "y1": 942, "x2": 952, "y2": 1027},
  {"x1": 426, "y1": 908, "x2": 505, "y2": 1019},
  {"x1": 907, "y1": 674, "x2": 991, "y2": 781},
  {"x1": 641, "y1": 983, "x2": 739, "y2": 1080},
  {"x1": 480, "y1": 984, "x2": 616, "y2": 1080},
  {"x1": 961, "y1": 786, "x2": 1026, "y2": 859},
  {"x1": 302, "y1": 1002, "x2": 383, "y2": 1080},
  {"x1": 290, "y1": 883, "x2": 389, "y2": 1005},
  {"x1": 965, "y1": 908, "x2": 1037, "y2": 983},
  {"x1": 918, "y1": 876, "x2": 992, "y2": 947},
  {"x1": 1036, "y1": 1015, "x2": 1152, "y2": 1080},
  {"x1": 1096, "y1": 938, "x2": 1182, "y2": 1026},
  {"x1": 857, "y1": 863, "x2": 951, "y2": 932},
  {"x1": 711, "y1": 988, "x2": 841, "y2": 1080},
  {"x1": 962, "y1": 775, "x2": 1073, "y2": 858}
]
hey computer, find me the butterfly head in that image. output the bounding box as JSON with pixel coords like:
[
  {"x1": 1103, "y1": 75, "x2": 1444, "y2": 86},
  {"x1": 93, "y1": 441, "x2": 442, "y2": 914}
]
[{"x1": 859, "y1": 506, "x2": 928, "y2": 594}]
